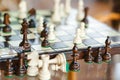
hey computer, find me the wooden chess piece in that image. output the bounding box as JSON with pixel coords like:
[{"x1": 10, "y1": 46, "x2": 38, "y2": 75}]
[
  {"x1": 20, "y1": 18, "x2": 27, "y2": 34},
  {"x1": 84, "y1": 46, "x2": 93, "y2": 63},
  {"x1": 15, "y1": 52, "x2": 26, "y2": 76},
  {"x1": 28, "y1": 8, "x2": 36, "y2": 27},
  {"x1": 38, "y1": 53, "x2": 66, "y2": 80},
  {"x1": 94, "y1": 47, "x2": 103, "y2": 64},
  {"x1": 4, "y1": 59, "x2": 14, "y2": 77},
  {"x1": 0, "y1": 12, "x2": 2, "y2": 24},
  {"x1": 37, "y1": 17, "x2": 44, "y2": 33},
  {"x1": 77, "y1": 0, "x2": 84, "y2": 21},
  {"x1": 65, "y1": 0, "x2": 71, "y2": 15},
  {"x1": 102, "y1": 36, "x2": 111, "y2": 62},
  {"x1": 28, "y1": 8, "x2": 36, "y2": 18},
  {"x1": 29, "y1": 19, "x2": 36, "y2": 28},
  {"x1": 69, "y1": 43, "x2": 80, "y2": 72},
  {"x1": 81, "y1": 7, "x2": 89, "y2": 28},
  {"x1": 3, "y1": 13, "x2": 12, "y2": 33},
  {"x1": 18, "y1": 0, "x2": 27, "y2": 19},
  {"x1": 19, "y1": 19, "x2": 31, "y2": 52},
  {"x1": 40, "y1": 21, "x2": 49, "y2": 38},
  {"x1": 27, "y1": 51, "x2": 39, "y2": 76},
  {"x1": 48, "y1": 24, "x2": 56, "y2": 41},
  {"x1": 52, "y1": 0, "x2": 61, "y2": 24},
  {"x1": 41, "y1": 36, "x2": 50, "y2": 47}
]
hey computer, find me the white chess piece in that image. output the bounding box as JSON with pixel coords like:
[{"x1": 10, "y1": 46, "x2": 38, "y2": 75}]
[
  {"x1": 48, "y1": 24, "x2": 56, "y2": 41},
  {"x1": 50, "y1": 53, "x2": 66, "y2": 72},
  {"x1": 79, "y1": 22, "x2": 86, "y2": 37},
  {"x1": 37, "y1": 17, "x2": 44, "y2": 33},
  {"x1": 77, "y1": 0, "x2": 84, "y2": 21},
  {"x1": 38, "y1": 55, "x2": 50, "y2": 80},
  {"x1": 27, "y1": 51, "x2": 39, "y2": 76},
  {"x1": 65, "y1": 0, "x2": 71, "y2": 15},
  {"x1": 38, "y1": 53, "x2": 66, "y2": 80},
  {"x1": 60, "y1": 3, "x2": 65, "y2": 18},
  {"x1": 73, "y1": 28, "x2": 82, "y2": 44},
  {"x1": 18, "y1": 0, "x2": 27, "y2": 19},
  {"x1": 52, "y1": 0, "x2": 61, "y2": 24}
]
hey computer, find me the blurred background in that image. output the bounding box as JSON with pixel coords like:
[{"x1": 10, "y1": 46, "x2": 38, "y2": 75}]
[{"x1": 0, "y1": 0, "x2": 119, "y2": 30}]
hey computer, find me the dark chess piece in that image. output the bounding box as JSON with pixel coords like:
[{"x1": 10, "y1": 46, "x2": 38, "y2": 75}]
[
  {"x1": 81, "y1": 7, "x2": 89, "y2": 28},
  {"x1": 20, "y1": 18, "x2": 27, "y2": 34},
  {"x1": 40, "y1": 21, "x2": 49, "y2": 38},
  {"x1": 102, "y1": 36, "x2": 111, "y2": 62},
  {"x1": 94, "y1": 47, "x2": 103, "y2": 64},
  {"x1": 4, "y1": 59, "x2": 14, "y2": 77},
  {"x1": 29, "y1": 19, "x2": 36, "y2": 28},
  {"x1": 0, "y1": 12, "x2": 2, "y2": 24},
  {"x1": 15, "y1": 52, "x2": 26, "y2": 76},
  {"x1": 28, "y1": 8, "x2": 36, "y2": 18},
  {"x1": 41, "y1": 36, "x2": 50, "y2": 47},
  {"x1": 3, "y1": 13, "x2": 12, "y2": 33},
  {"x1": 19, "y1": 19, "x2": 31, "y2": 52},
  {"x1": 69, "y1": 43, "x2": 80, "y2": 72},
  {"x1": 84, "y1": 46, "x2": 93, "y2": 63}
]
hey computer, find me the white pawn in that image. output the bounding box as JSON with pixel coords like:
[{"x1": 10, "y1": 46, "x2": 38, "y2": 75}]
[
  {"x1": 52, "y1": 0, "x2": 61, "y2": 23},
  {"x1": 65, "y1": 0, "x2": 71, "y2": 15},
  {"x1": 27, "y1": 51, "x2": 39, "y2": 76},
  {"x1": 73, "y1": 28, "x2": 82, "y2": 44},
  {"x1": 79, "y1": 22, "x2": 86, "y2": 37},
  {"x1": 48, "y1": 25, "x2": 56, "y2": 41},
  {"x1": 37, "y1": 17, "x2": 44, "y2": 33},
  {"x1": 18, "y1": 0, "x2": 27, "y2": 19},
  {"x1": 77, "y1": 0, "x2": 84, "y2": 21}
]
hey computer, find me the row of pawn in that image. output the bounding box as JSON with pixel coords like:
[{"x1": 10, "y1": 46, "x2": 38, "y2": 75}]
[{"x1": 69, "y1": 36, "x2": 111, "y2": 72}]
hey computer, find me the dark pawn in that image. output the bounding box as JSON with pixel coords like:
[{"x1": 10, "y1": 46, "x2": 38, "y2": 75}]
[
  {"x1": 40, "y1": 21, "x2": 49, "y2": 38},
  {"x1": 15, "y1": 53, "x2": 26, "y2": 76},
  {"x1": 103, "y1": 36, "x2": 111, "y2": 62},
  {"x1": 3, "y1": 13, "x2": 12, "y2": 33},
  {"x1": 29, "y1": 19, "x2": 36, "y2": 28},
  {"x1": 81, "y1": 7, "x2": 89, "y2": 28},
  {"x1": 84, "y1": 46, "x2": 93, "y2": 63},
  {"x1": 19, "y1": 19, "x2": 31, "y2": 52},
  {"x1": 4, "y1": 59, "x2": 14, "y2": 77},
  {"x1": 94, "y1": 48, "x2": 102, "y2": 64},
  {"x1": 69, "y1": 43, "x2": 80, "y2": 72},
  {"x1": 41, "y1": 36, "x2": 50, "y2": 47}
]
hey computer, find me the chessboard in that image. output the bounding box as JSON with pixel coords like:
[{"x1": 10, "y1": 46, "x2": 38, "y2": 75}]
[{"x1": 0, "y1": 9, "x2": 120, "y2": 60}]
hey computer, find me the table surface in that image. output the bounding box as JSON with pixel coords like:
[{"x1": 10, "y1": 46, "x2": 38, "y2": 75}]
[{"x1": 0, "y1": 54, "x2": 120, "y2": 80}]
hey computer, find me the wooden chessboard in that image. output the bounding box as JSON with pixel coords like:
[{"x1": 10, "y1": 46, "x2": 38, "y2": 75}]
[{"x1": 0, "y1": 9, "x2": 120, "y2": 60}]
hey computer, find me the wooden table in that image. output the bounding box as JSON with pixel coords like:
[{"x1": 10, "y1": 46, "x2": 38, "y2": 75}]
[{"x1": 0, "y1": 54, "x2": 120, "y2": 80}]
